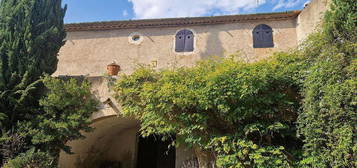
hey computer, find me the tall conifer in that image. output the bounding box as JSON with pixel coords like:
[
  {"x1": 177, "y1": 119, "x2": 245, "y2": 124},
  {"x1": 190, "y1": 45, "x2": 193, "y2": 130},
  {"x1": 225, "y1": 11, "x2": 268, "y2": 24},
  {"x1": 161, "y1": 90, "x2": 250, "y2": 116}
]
[
  {"x1": 0, "y1": 0, "x2": 66, "y2": 164},
  {"x1": 0, "y1": 0, "x2": 66, "y2": 130}
]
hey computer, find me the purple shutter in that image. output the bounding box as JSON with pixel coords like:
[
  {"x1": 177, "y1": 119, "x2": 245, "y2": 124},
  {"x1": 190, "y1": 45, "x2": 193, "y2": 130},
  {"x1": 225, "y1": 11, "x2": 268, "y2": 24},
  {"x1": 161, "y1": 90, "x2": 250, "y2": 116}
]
[
  {"x1": 253, "y1": 25, "x2": 263, "y2": 48},
  {"x1": 253, "y1": 30, "x2": 262, "y2": 48},
  {"x1": 175, "y1": 30, "x2": 185, "y2": 52},
  {"x1": 184, "y1": 30, "x2": 194, "y2": 52},
  {"x1": 261, "y1": 24, "x2": 274, "y2": 47},
  {"x1": 253, "y1": 24, "x2": 273, "y2": 48},
  {"x1": 263, "y1": 29, "x2": 274, "y2": 47}
]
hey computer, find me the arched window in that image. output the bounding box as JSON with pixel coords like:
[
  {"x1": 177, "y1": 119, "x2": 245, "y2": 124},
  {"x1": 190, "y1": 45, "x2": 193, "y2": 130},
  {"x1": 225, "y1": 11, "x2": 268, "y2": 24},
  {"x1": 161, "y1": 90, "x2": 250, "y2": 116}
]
[
  {"x1": 175, "y1": 29, "x2": 194, "y2": 52},
  {"x1": 253, "y1": 24, "x2": 274, "y2": 48}
]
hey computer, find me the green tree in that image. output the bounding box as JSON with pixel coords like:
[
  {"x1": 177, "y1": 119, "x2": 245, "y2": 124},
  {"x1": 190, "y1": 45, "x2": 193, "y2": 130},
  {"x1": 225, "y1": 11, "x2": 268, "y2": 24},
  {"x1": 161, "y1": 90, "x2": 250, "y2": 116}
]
[
  {"x1": 0, "y1": 0, "x2": 99, "y2": 166},
  {"x1": 0, "y1": 0, "x2": 66, "y2": 131},
  {"x1": 0, "y1": 0, "x2": 66, "y2": 163}
]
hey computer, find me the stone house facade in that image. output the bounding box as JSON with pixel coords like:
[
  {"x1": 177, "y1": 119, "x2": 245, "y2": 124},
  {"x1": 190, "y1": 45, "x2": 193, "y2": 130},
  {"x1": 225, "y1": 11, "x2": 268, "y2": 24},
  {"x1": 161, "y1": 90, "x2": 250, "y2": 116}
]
[{"x1": 57, "y1": 0, "x2": 329, "y2": 167}]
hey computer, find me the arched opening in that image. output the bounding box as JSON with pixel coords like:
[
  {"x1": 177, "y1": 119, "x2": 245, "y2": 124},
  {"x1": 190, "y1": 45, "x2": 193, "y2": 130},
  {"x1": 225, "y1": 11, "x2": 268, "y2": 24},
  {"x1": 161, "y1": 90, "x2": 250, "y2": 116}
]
[
  {"x1": 58, "y1": 116, "x2": 177, "y2": 168},
  {"x1": 253, "y1": 24, "x2": 274, "y2": 48},
  {"x1": 59, "y1": 116, "x2": 140, "y2": 168}
]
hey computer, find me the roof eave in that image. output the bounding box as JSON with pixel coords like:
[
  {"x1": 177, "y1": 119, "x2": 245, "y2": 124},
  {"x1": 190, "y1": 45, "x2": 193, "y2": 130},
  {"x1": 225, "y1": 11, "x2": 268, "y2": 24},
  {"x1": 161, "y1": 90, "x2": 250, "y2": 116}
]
[{"x1": 65, "y1": 10, "x2": 301, "y2": 32}]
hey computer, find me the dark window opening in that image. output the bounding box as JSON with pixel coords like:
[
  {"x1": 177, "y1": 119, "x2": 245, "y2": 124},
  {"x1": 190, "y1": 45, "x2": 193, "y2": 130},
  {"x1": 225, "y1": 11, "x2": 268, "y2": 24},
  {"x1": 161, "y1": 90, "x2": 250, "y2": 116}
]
[
  {"x1": 253, "y1": 24, "x2": 274, "y2": 48},
  {"x1": 175, "y1": 29, "x2": 194, "y2": 52}
]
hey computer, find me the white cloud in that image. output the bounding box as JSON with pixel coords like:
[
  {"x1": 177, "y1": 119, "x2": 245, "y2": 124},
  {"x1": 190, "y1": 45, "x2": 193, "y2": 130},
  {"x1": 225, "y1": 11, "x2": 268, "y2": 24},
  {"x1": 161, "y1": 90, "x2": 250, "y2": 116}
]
[
  {"x1": 128, "y1": 0, "x2": 305, "y2": 19},
  {"x1": 272, "y1": 0, "x2": 304, "y2": 10},
  {"x1": 122, "y1": 10, "x2": 129, "y2": 17},
  {"x1": 128, "y1": 0, "x2": 267, "y2": 19}
]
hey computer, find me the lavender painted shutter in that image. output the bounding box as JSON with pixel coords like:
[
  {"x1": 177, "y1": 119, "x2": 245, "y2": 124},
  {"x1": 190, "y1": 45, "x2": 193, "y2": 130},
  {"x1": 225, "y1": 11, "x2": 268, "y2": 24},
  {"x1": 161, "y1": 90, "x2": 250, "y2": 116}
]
[
  {"x1": 253, "y1": 25, "x2": 262, "y2": 48},
  {"x1": 253, "y1": 24, "x2": 274, "y2": 48},
  {"x1": 175, "y1": 30, "x2": 185, "y2": 52},
  {"x1": 253, "y1": 29, "x2": 262, "y2": 48},
  {"x1": 261, "y1": 24, "x2": 274, "y2": 47},
  {"x1": 184, "y1": 30, "x2": 194, "y2": 52}
]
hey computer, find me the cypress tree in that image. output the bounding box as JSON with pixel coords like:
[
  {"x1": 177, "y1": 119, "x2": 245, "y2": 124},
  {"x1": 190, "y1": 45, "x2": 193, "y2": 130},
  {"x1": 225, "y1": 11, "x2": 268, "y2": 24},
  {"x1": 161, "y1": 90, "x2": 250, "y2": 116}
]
[
  {"x1": 0, "y1": 0, "x2": 66, "y2": 164},
  {"x1": 0, "y1": 0, "x2": 66, "y2": 130}
]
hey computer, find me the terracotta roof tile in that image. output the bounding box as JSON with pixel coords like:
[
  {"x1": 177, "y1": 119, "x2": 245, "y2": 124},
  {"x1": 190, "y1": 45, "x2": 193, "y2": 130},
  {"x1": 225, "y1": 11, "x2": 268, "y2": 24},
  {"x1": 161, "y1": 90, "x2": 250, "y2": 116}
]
[{"x1": 65, "y1": 11, "x2": 301, "y2": 32}]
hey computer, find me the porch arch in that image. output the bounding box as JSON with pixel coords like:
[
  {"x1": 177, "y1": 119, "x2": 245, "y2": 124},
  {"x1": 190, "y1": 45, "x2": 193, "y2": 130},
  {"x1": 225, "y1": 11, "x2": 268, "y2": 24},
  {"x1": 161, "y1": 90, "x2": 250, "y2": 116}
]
[{"x1": 59, "y1": 115, "x2": 140, "y2": 168}]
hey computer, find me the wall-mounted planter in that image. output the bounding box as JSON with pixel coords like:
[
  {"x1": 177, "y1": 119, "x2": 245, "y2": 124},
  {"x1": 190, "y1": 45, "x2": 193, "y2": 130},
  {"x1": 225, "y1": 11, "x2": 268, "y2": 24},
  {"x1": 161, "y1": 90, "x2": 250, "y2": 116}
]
[{"x1": 107, "y1": 62, "x2": 120, "y2": 76}]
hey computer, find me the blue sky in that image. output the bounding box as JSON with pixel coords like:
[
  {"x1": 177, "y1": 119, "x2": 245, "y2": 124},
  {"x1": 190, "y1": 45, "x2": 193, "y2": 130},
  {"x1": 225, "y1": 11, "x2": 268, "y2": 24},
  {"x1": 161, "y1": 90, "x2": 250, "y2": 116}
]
[{"x1": 62, "y1": 0, "x2": 310, "y2": 23}]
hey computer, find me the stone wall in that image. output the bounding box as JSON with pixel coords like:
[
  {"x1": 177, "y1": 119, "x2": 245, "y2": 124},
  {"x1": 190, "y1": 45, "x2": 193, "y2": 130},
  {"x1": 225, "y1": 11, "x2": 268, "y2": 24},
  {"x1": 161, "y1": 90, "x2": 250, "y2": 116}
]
[
  {"x1": 296, "y1": 0, "x2": 330, "y2": 43},
  {"x1": 54, "y1": 19, "x2": 297, "y2": 77}
]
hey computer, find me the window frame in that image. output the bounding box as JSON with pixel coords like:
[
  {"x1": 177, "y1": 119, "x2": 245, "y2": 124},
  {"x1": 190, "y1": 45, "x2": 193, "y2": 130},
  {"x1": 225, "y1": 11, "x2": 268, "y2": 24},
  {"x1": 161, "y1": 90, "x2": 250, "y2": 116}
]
[{"x1": 128, "y1": 32, "x2": 144, "y2": 45}]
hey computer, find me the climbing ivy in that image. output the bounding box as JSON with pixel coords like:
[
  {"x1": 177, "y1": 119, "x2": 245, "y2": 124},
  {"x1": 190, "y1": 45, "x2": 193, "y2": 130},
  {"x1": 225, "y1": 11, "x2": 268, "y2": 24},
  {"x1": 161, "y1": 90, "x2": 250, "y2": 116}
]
[
  {"x1": 272, "y1": 0, "x2": 357, "y2": 167},
  {"x1": 211, "y1": 137, "x2": 292, "y2": 168},
  {"x1": 114, "y1": 59, "x2": 302, "y2": 167},
  {"x1": 295, "y1": 0, "x2": 357, "y2": 167}
]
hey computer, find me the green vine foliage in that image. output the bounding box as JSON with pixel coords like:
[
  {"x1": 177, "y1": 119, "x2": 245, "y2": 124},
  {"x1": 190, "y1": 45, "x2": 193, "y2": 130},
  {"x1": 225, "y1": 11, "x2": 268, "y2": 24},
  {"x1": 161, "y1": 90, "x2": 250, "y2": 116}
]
[
  {"x1": 114, "y1": 59, "x2": 302, "y2": 166},
  {"x1": 295, "y1": 40, "x2": 356, "y2": 167},
  {"x1": 271, "y1": 34, "x2": 356, "y2": 168},
  {"x1": 211, "y1": 137, "x2": 291, "y2": 168},
  {"x1": 293, "y1": 0, "x2": 356, "y2": 167},
  {"x1": 323, "y1": 0, "x2": 356, "y2": 43}
]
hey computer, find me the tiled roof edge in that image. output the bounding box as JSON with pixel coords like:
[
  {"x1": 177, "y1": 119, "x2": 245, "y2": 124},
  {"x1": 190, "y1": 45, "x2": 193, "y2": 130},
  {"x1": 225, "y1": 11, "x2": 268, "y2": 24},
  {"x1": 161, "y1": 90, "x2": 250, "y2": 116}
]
[{"x1": 65, "y1": 10, "x2": 301, "y2": 32}]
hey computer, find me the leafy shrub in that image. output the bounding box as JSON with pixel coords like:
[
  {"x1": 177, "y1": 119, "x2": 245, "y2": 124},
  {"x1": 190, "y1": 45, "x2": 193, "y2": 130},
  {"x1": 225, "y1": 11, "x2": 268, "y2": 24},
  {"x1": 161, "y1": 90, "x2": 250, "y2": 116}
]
[
  {"x1": 22, "y1": 76, "x2": 99, "y2": 157},
  {"x1": 0, "y1": 133, "x2": 27, "y2": 163},
  {"x1": 3, "y1": 149, "x2": 56, "y2": 168}
]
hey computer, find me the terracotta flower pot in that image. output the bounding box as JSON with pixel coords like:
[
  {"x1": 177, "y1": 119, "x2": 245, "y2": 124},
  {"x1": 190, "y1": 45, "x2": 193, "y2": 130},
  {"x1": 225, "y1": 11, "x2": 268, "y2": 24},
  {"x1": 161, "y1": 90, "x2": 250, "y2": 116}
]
[{"x1": 107, "y1": 62, "x2": 120, "y2": 76}]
